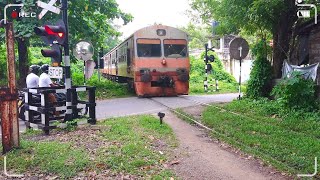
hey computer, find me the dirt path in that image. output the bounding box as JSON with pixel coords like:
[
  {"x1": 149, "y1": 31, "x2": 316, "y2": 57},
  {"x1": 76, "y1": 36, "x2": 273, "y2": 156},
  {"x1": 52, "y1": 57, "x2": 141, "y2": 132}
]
[{"x1": 160, "y1": 108, "x2": 288, "y2": 180}]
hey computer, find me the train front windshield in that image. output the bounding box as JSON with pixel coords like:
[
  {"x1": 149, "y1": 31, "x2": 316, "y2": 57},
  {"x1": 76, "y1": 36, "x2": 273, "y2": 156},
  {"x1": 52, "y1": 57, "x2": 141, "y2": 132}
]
[
  {"x1": 137, "y1": 39, "x2": 161, "y2": 57},
  {"x1": 137, "y1": 38, "x2": 188, "y2": 58},
  {"x1": 164, "y1": 39, "x2": 187, "y2": 58}
]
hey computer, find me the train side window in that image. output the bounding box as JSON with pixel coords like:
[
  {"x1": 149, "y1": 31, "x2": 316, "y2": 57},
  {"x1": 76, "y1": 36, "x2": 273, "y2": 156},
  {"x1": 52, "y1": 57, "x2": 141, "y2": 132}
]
[
  {"x1": 164, "y1": 39, "x2": 188, "y2": 58},
  {"x1": 127, "y1": 49, "x2": 131, "y2": 66},
  {"x1": 137, "y1": 39, "x2": 161, "y2": 57}
]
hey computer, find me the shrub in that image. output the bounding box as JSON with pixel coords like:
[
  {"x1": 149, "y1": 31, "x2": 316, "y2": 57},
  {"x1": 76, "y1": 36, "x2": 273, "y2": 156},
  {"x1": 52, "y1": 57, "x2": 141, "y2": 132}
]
[
  {"x1": 272, "y1": 71, "x2": 317, "y2": 111},
  {"x1": 246, "y1": 40, "x2": 272, "y2": 99},
  {"x1": 72, "y1": 72, "x2": 130, "y2": 99},
  {"x1": 191, "y1": 52, "x2": 236, "y2": 83},
  {"x1": 0, "y1": 43, "x2": 7, "y2": 86}
]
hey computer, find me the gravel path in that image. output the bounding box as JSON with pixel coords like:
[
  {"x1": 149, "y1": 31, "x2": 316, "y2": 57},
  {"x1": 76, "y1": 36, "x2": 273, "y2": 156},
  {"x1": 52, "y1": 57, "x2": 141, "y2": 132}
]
[{"x1": 161, "y1": 110, "x2": 288, "y2": 180}]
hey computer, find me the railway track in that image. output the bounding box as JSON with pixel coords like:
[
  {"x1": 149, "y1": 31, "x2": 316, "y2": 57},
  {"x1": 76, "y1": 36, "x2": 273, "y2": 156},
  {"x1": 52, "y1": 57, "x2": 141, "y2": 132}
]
[{"x1": 148, "y1": 96, "x2": 213, "y2": 130}]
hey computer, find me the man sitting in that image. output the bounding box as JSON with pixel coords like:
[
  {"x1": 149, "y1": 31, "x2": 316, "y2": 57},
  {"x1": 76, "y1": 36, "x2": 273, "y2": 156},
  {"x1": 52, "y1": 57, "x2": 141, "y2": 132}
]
[
  {"x1": 39, "y1": 64, "x2": 60, "y2": 115},
  {"x1": 39, "y1": 64, "x2": 59, "y2": 88},
  {"x1": 26, "y1": 65, "x2": 40, "y2": 88}
]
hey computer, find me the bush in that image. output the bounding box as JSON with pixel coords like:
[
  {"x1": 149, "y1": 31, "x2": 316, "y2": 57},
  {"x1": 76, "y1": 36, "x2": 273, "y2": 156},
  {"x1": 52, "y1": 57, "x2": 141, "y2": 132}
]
[
  {"x1": 246, "y1": 40, "x2": 272, "y2": 99},
  {"x1": 0, "y1": 43, "x2": 7, "y2": 86},
  {"x1": 191, "y1": 52, "x2": 236, "y2": 83},
  {"x1": 272, "y1": 71, "x2": 317, "y2": 111},
  {"x1": 72, "y1": 72, "x2": 130, "y2": 99}
]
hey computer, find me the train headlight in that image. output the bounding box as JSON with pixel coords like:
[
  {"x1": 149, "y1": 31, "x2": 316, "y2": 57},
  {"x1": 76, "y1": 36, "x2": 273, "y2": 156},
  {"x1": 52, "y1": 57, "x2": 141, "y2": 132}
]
[
  {"x1": 177, "y1": 68, "x2": 189, "y2": 82},
  {"x1": 157, "y1": 29, "x2": 166, "y2": 36},
  {"x1": 140, "y1": 68, "x2": 152, "y2": 82}
]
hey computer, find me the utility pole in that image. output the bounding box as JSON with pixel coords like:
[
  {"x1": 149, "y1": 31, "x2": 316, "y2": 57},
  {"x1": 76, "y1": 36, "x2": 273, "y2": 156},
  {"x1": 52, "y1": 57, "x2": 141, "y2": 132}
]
[{"x1": 0, "y1": 19, "x2": 20, "y2": 153}]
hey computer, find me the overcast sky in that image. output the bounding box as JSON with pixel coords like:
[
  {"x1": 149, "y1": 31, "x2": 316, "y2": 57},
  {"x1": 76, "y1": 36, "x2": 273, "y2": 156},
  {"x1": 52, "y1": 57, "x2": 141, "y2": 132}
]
[{"x1": 115, "y1": 0, "x2": 191, "y2": 40}]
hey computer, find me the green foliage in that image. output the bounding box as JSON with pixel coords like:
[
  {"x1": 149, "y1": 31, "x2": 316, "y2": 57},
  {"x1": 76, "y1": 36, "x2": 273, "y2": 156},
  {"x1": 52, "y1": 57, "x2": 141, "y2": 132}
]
[
  {"x1": 181, "y1": 23, "x2": 211, "y2": 49},
  {"x1": 189, "y1": 53, "x2": 238, "y2": 94},
  {"x1": 190, "y1": 0, "x2": 293, "y2": 35},
  {"x1": 68, "y1": 0, "x2": 133, "y2": 55},
  {"x1": 246, "y1": 40, "x2": 272, "y2": 99},
  {"x1": 272, "y1": 71, "x2": 318, "y2": 111},
  {"x1": 192, "y1": 53, "x2": 236, "y2": 83},
  {"x1": 72, "y1": 72, "x2": 130, "y2": 99},
  {"x1": 29, "y1": 46, "x2": 51, "y2": 66},
  {"x1": 64, "y1": 119, "x2": 79, "y2": 131},
  {"x1": 0, "y1": 43, "x2": 7, "y2": 86}
]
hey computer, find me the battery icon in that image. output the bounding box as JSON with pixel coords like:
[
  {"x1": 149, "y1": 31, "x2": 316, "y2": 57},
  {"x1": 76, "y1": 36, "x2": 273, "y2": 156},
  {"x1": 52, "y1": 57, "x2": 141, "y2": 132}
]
[{"x1": 297, "y1": 10, "x2": 311, "y2": 18}]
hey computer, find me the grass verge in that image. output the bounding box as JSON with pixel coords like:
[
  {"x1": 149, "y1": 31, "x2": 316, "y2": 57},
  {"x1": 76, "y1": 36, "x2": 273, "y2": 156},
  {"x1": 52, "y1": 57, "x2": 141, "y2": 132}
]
[
  {"x1": 189, "y1": 81, "x2": 246, "y2": 95},
  {"x1": 0, "y1": 115, "x2": 177, "y2": 179},
  {"x1": 0, "y1": 140, "x2": 90, "y2": 178},
  {"x1": 198, "y1": 99, "x2": 320, "y2": 177},
  {"x1": 97, "y1": 115, "x2": 177, "y2": 179}
]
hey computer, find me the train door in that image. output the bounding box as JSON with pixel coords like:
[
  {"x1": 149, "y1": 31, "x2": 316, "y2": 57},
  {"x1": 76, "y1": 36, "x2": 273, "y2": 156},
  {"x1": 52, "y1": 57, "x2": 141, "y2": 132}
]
[
  {"x1": 109, "y1": 54, "x2": 111, "y2": 75},
  {"x1": 127, "y1": 49, "x2": 131, "y2": 73},
  {"x1": 115, "y1": 50, "x2": 118, "y2": 75}
]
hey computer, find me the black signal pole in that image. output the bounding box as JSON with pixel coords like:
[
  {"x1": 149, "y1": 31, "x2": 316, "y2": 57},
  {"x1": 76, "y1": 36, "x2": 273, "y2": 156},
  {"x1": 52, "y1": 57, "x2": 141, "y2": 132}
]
[
  {"x1": 61, "y1": 0, "x2": 72, "y2": 121},
  {"x1": 204, "y1": 43, "x2": 209, "y2": 92}
]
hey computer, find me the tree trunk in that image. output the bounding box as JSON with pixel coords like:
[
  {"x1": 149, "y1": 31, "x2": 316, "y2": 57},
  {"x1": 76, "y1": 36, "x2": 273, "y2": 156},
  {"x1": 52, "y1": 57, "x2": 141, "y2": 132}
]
[
  {"x1": 17, "y1": 38, "x2": 29, "y2": 88},
  {"x1": 272, "y1": 22, "x2": 289, "y2": 78},
  {"x1": 272, "y1": 1, "x2": 297, "y2": 78}
]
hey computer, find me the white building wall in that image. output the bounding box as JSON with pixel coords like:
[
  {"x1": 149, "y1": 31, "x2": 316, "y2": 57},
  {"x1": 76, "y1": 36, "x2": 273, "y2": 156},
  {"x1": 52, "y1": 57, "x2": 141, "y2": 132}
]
[{"x1": 232, "y1": 60, "x2": 254, "y2": 83}]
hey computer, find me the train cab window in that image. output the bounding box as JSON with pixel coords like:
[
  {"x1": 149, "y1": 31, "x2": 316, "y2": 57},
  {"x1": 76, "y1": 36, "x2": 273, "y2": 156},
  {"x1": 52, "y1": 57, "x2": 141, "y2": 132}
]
[
  {"x1": 137, "y1": 39, "x2": 161, "y2": 57},
  {"x1": 164, "y1": 39, "x2": 188, "y2": 58}
]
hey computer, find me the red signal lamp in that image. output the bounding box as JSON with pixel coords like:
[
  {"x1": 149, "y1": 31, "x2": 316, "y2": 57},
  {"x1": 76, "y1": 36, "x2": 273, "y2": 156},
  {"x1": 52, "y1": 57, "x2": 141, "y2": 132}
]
[{"x1": 45, "y1": 25, "x2": 65, "y2": 38}]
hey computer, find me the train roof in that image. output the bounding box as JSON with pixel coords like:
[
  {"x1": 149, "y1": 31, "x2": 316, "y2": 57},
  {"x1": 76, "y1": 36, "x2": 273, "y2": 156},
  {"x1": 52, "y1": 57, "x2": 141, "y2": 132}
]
[
  {"x1": 103, "y1": 24, "x2": 188, "y2": 58},
  {"x1": 133, "y1": 24, "x2": 188, "y2": 39}
]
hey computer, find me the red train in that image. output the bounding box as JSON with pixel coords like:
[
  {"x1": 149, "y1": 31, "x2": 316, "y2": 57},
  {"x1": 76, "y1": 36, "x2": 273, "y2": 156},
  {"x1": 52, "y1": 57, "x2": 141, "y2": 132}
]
[{"x1": 102, "y1": 24, "x2": 190, "y2": 97}]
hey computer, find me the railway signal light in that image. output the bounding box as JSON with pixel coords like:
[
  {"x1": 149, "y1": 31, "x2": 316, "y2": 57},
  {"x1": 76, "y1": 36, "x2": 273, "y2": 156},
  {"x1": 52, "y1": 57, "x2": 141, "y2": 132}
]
[
  {"x1": 44, "y1": 24, "x2": 66, "y2": 44},
  {"x1": 207, "y1": 55, "x2": 215, "y2": 62},
  {"x1": 41, "y1": 44, "x2": 62, "y2": 66},
  {"x1": 204, "y1": 44, "x2": 215, "y2": 64},
  {"x1": 34, "y1": 20, "x2": 65, "y2": 66},
  {"x1": 34, "y1": 20, "x2": 66, "y2": 45}
]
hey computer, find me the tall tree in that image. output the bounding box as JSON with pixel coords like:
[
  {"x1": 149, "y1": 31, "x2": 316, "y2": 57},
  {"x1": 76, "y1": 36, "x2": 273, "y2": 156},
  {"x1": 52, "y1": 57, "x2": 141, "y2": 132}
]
[
  {"x1": 181, "y1": 23, "x2": 211, "y2": 49},
  {"x1": 68, "y1": 0, "x2": 132, "y2": 52},
  {"x1": 1, "y1": 0, "x2": 132, "y2": 87},
  {"x1": 190, "y1": 0, "x2": 299, "y2": 78}
]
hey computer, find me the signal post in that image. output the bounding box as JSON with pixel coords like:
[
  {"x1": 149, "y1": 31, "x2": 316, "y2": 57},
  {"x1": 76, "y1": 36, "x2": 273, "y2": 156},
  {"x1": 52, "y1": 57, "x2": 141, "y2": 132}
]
[
  {"x1": 34, "y1": 0, "x2": 73, "y2": 121},
  {"x1": 61, "y1": 0, "x2": 73, "y2": 121},
  {"x1": 33, "y1": 0, "x2": 96, "y2": 124},
  {"x1": 203, "y1": 44, "x2": 215, "y2": 92}
]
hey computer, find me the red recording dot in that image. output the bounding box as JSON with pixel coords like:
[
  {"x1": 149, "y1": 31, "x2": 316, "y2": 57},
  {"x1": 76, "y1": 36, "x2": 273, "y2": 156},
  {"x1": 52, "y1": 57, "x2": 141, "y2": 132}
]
[{"x1": 11, "y1": 11, "x2": 18, "y2": 19}]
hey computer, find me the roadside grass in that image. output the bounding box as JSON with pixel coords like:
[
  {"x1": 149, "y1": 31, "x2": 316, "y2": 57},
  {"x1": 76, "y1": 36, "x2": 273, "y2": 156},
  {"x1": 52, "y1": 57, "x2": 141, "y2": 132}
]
[
  {"x1": 0, "y1": 140, "x2": 90, "y2": 178},
  {"x1": 97, "y1": 115, "x2": 177, "y2": 179},
  {"x1": 0, "y1": 115, "x2": 177, "y2": 179},
  {"x1": 199, "y1": 99, "x2": 320, "y2": 176}
]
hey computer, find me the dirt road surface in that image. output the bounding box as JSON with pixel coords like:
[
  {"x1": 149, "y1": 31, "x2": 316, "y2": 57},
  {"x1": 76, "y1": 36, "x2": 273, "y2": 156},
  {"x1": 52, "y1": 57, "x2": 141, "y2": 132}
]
[{"x1": 161, "y1": 110, "x2": 287, "y2": 180}]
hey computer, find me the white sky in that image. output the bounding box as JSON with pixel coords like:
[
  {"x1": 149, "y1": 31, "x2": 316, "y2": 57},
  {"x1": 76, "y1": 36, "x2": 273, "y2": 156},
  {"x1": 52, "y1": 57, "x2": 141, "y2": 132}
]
[{"x1": 115, "y1": 0, "x2": 191, "y2": 40}]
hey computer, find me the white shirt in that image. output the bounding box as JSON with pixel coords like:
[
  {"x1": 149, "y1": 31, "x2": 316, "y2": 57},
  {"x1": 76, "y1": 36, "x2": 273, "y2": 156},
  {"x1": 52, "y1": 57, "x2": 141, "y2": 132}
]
[
  {"x1": 26, "y1": 73, "x2": 39, "y2": 88},
  {"x1": 39, "y1": 73, "x2": 52, "y2": 87}
]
